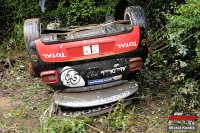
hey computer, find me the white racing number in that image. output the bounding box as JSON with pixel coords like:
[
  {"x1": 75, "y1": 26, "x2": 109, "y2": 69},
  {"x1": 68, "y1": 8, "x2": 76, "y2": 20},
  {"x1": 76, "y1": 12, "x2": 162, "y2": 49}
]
[{"x1": 83, "y1": 44, "x2": 99, "y2": 55}]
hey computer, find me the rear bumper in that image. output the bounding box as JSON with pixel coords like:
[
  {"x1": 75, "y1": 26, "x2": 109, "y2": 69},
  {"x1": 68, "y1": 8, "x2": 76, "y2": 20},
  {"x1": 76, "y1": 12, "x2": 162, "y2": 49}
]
[
  {"x1": 54, "y1": 79, "x2": 138, "y2": 108},
  {"x1": 41, "y1": 57, "x2": 143, "y2": 90}
]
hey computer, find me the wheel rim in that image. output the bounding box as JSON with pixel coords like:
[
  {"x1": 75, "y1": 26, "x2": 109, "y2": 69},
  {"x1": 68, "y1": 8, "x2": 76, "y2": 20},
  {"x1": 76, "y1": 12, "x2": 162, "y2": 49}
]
[{"x1": 124, "y1": 12, "x2": 132, "y2": 25}]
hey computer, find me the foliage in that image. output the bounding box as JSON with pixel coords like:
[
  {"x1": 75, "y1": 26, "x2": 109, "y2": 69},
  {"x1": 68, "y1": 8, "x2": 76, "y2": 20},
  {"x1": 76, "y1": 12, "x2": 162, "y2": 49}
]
[
  {"x1": 165, "y1": 0, "x2": 200, "y2": 59},
  {"x1": 4, "y1": 0, "x2": 119, "y2": 26},
  {"x1": 107, "y1": 102, "x2": 135, "y2": 131},
  {"x1": 161, "y1": 0, "x2": 200, "y2": 112},
  {"x1": 0, "y1": 0, "x2": 119, "y2": 51},
  {"x1": 170, "y1": 79, "x2": 199, "y2": 111},
  {"x1": 140, "y1": 0, "x2": 200, "y2": 115},
  {"x1": 47, "y1": 0, "x2": 96, "y2": 25},
  {"x1": 0, "y1": 0, "x2": 39, "y2": 53},
  {"x1": 0, "y1": 0, "x2": 39, "y2": 25},
  {"x1": 42, "y1": 118, "x2": 86, "y2": 133},
  {"x1": 40, "y1": 102, "x2": 137, "y2": 133},
  {"x1": 46, "y1": 0, "x2": 119, "y2": 25}
]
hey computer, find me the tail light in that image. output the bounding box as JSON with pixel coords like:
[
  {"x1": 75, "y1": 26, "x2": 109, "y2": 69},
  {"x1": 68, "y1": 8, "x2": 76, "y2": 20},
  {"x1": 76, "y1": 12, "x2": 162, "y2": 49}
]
[
  {"x1": 40, "y1": 70, "x2": 58, "y2": 84},
  {"x1": 128, "y1": 57, "x2": 143, "y2": 72}
]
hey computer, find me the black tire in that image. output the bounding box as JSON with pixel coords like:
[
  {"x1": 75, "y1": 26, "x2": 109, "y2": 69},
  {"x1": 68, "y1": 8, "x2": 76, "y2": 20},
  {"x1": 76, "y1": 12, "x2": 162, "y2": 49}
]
[
  {"x1": 124, "y1": 6, "x2": 148, "y2": 37},
  {"x1": 24, "y1": 18, "x2": 41, "y2": 50}
]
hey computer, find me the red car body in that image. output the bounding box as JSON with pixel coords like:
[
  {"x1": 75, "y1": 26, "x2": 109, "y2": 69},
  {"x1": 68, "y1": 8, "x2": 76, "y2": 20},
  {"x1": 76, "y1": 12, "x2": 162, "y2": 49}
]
[
  {"x1": 24, "y1": 6, "x2": 149, "y2": 115},
  {"x1": 28, "y1": 25, "x2": 148, "y2": 90},
  {"x1": 36, "y1": 26, "x2": 140, "y2": 62}
]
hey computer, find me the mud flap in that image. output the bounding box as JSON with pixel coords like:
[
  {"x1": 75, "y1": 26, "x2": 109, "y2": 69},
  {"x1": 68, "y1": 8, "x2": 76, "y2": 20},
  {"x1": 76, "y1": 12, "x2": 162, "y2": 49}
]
[{"x1": 52, "y1": 79, "x2": 138, "y2": 117}]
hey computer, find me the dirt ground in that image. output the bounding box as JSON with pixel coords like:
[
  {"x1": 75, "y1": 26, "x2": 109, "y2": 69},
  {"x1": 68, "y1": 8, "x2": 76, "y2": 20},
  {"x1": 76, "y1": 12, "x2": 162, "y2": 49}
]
[{"x1": 0, "y1": 57, "x2": 53, "y2": 132}]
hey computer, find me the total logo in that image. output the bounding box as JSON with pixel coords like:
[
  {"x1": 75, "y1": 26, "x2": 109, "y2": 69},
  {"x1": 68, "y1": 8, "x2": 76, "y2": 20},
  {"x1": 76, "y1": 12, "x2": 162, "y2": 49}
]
[
  {"x1": 42, "y1": 52, "x2": 67, "y2": 58},
  {"x1": 116, "y1": 41, "x2": 137, "y2": 48}
]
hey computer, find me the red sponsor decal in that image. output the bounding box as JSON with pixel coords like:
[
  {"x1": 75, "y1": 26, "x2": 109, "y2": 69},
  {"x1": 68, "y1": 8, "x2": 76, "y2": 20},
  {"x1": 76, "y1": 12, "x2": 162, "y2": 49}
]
[{"x1": 168, "y1": 115, "x2": 197, "y2": 121}]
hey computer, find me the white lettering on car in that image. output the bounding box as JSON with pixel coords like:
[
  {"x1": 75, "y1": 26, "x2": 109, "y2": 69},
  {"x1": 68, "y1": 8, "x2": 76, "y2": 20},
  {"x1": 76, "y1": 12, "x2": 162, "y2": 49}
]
[
  {"x1": 101, "y1": 66, "x2": 127, "y2": 75},
  {"x1": 117, "y1": 41, "x2": 137, "y2": 48},
  {"x1": 83, "y1": 44, "x2": 99, "y2": 55},
  {"x1": 63, "y1": 104, "x2": 111, "y2": 117},
  {"x1": 62, "y1": 91, "x2": 130, "y2": 107},
  {"x1": 42, "y1": 52, "x2": 66, "y2": 58}
]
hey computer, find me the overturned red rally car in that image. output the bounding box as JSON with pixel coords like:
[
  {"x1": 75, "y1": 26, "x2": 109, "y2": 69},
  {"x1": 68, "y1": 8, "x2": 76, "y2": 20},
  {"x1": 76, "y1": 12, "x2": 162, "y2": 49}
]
[{"x1": 24, "y1": 6, "x2": 149, "y2": 117}]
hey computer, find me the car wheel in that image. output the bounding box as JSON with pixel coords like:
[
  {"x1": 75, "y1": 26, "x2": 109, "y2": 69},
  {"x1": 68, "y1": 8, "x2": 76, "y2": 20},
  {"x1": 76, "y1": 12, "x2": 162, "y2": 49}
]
[
  {"x1": 124, "y1": 6, "x2": 148, "y2": 37},
  {"x1": 24, "y1": 18, "x2": 41, "y2": 50}
]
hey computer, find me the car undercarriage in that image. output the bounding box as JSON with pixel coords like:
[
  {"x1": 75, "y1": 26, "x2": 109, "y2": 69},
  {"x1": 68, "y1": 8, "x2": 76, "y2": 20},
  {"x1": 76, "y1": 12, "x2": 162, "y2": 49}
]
[{"x1": 24, "y1": 6, "x2": 149, "y2": 117}]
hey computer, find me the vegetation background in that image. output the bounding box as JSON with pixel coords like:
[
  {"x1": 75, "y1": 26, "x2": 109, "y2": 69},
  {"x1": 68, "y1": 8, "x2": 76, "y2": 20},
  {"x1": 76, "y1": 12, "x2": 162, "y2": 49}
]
[{"x1": 0, "y1": 0, "x2": 199, "y2": 132}]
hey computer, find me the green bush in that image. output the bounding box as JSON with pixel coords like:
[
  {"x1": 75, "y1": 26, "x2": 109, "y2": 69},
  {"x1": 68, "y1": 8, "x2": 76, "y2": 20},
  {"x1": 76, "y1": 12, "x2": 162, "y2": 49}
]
[
  {"x1": 0, "y1": 0, "x2": 119, "y2": 52},
  {"x1": 42, "y1": 118, "x2": 86, "y2": 133},
  {"x1": 165, "y1": 0, "x2": 200, "y2": 59}
]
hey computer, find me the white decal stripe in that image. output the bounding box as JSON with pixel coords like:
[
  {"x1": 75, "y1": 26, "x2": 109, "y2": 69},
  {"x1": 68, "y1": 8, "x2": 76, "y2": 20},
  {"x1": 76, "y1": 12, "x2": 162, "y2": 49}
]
[{"x1": 101, "y1": 66, "x2": 127, "y2": 75}]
